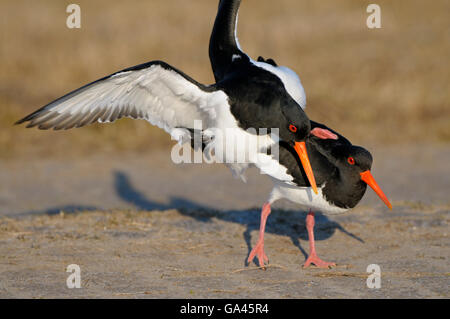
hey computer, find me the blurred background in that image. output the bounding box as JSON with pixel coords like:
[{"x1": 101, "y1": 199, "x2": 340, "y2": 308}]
[
  {"x1": 0, "y1": 0, "x2": 449, "y2": 159},
  {"x1": 0, "y1": 1, "x2": 449, "y2": 299}
]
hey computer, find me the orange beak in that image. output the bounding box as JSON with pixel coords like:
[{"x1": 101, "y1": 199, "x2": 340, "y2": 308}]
[
  {"x1": 360, "y1": 170, "x2": 392, "y2": 210},
  {"x1": 294, "y1": 142, "x2": 318, "y2": 194}
]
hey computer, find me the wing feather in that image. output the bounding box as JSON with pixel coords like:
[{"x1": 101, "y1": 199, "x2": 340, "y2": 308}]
[{"x1": 16, "y1": 61, "x2": 228, "y2": 138}]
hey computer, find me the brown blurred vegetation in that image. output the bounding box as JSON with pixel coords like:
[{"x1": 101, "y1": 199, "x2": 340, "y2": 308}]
[{"x1": 1, "y1": 0, "x2": 449, "y2": 159}]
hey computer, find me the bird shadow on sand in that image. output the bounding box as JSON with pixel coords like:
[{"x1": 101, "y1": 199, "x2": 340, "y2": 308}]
[
  {"x1": 114, "y1": 170, "x2": 364, "y2": 267},
  {"x1": 10, "y1": 205, "x2": 99, "y2": 218}
]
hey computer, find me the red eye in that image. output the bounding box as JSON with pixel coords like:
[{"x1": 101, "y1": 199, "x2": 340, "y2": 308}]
[
  {"x1": 289, "y1": 125, "x2": 298, "y2": 133},
  {"x1": 348, "y1": 157, "x2": 355, "y2": 165}
]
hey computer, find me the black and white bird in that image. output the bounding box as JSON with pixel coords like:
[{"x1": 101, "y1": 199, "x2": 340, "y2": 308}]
[
  {"x1": 208, "y1": 0, "x2": 392, "y2": 268},
  {"x1": 15, "y1": 3, "x2": 332, "y2": 202},
  {"x1": 249, "y1": 120, "x2": 392, "y2": 268}
]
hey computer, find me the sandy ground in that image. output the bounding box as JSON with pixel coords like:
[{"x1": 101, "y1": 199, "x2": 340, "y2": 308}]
[{"x1": 0, "y1": 144, "x2": 449, "y2": 298}]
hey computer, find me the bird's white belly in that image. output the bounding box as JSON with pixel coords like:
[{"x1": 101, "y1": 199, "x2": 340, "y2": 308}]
[
  {"x1": 208, "y1": 101, "x2": 283, "y2": 180},
  {"x1": 269, "y1": 181, "x2": 348, "y2": 215}
]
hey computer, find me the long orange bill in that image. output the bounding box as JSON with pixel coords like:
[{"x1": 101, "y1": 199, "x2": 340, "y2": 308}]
[
  {"x1": 360, "y1": 170, "x2": 393, "y2": 210},
  {"x1": 294, "y1": 142, "x2": 318, "y2": 195}
]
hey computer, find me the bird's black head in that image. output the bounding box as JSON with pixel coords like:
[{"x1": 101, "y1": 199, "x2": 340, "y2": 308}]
[
  {"x1": 323, "y1": 143, "x2": 392, "y2": 210},
  {"x1": 278, "y1": 102, "x2": 311, "y2": 144},
  {"x1": 275, "y1": 101, "x2": 320, "y2": 193},
  {"x1": 334, "y1": 145, "x2": 373, "y2": 176}
]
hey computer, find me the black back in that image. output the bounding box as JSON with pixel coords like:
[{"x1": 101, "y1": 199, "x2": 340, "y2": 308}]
[{"x1": 214, "y1": 59, "x2": 309, "y2": 135}]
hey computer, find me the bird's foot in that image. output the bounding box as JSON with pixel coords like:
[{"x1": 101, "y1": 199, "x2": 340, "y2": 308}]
[
  {"x1": 247, "y1": 241, "x2": 269, "y2": 268},
  {"x1": 303, "y1": 253, "x2": 336, "y2": 269}
]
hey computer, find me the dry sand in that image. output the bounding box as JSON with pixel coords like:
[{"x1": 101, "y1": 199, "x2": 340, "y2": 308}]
[{"x1": 0, "y1": 144, "x2": 448, "y2": 298}]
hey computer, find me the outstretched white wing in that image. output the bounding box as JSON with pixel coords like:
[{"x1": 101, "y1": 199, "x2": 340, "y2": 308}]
[{"x1": 16, "y1": 61, "x2": 228, "y2": 135}]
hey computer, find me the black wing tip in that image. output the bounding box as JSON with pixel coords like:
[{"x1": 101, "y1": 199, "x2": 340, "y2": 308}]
[
  {"x1": 14, "y1": 112, "x2": 38, "y2": 127},
  {"x1": 14, "y1": 116, "x2": 30, "y2": 126},
  {"x1": 14, "y1": 111, "x2": 47, "y2": 128}
]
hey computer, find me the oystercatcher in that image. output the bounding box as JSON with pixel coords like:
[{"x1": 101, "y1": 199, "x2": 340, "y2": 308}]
[
  {"x1": 15, "y1": 3, "x2": 323, "y2": 195},
  {"x1": 209, "y1": 0, "x2": 392, "y2": 268},
  {"x1": 246, "y1": 122, "x2": 392, "y2": 268}
]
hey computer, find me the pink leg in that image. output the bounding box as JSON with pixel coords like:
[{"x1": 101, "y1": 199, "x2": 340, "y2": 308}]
[
  {"x1": 303, "y1": 210, "x2": 336, "y2": 269},
  {"x1": 247, "y1": 203, "x2": 271, "y2": 267}
]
